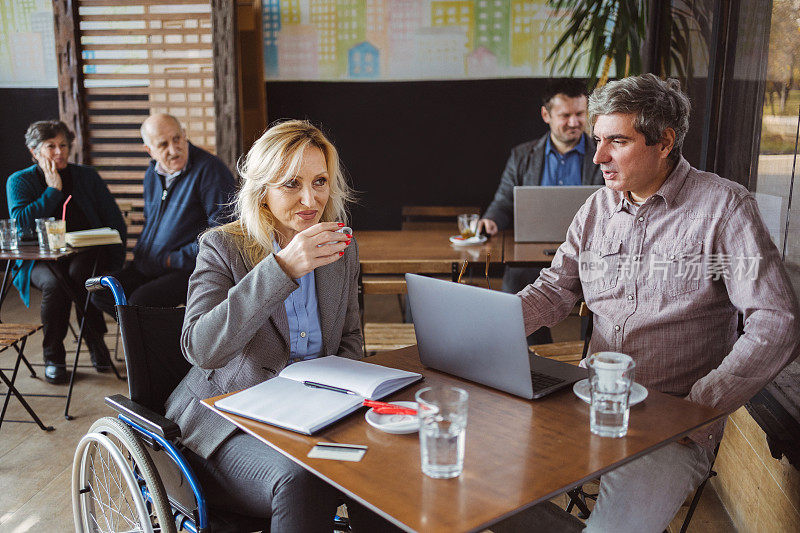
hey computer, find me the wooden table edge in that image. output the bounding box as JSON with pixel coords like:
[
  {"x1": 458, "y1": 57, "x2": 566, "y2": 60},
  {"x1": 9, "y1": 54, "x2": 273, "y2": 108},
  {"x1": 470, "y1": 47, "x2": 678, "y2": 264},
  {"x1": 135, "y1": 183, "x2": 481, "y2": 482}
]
[
  {"x1": 200, "y1": 395, "x2": 417, "y2": 532},
  {"x1": 200, "y1": 347, "x2": 727, "y2": 533}
]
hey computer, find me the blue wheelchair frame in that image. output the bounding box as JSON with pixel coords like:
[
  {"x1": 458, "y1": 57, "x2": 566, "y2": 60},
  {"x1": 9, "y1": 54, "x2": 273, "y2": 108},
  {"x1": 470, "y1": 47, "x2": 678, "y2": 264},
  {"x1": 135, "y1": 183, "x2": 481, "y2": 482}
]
[{"x1": 87, "y1": 276, "x2": 208, "y2": 532}]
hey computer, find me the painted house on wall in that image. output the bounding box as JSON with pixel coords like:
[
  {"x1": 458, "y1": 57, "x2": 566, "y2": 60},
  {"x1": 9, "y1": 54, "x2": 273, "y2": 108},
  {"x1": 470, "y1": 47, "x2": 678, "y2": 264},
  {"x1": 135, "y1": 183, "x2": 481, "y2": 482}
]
[
  {"x1": 348, "y1": 41, "x2": 380, "y2": 79},
  {"x1": 467, "y1": 45, "x2": 499, "y2": 77},
  {"x1": 277, "y1": 24, "x2": 320, "y2": 80}
]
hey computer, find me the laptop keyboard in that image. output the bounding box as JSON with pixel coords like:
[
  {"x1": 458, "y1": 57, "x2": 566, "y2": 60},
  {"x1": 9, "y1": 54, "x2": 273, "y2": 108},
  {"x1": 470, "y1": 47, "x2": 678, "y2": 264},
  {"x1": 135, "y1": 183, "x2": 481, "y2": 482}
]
[{"x1": 531, "y1": 371, "x2": 565, "y2": 393}]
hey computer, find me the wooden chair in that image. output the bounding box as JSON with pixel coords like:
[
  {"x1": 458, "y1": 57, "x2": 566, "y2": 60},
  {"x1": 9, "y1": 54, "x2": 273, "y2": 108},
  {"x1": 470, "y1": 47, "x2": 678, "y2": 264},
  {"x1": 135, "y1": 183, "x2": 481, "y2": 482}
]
[
  {"x1": 362, "y1": 323, "x2": 417, "y2": 354},
  {"x1": 0, "y1": 323, "x2": 53, "y2": 432},
  {"x1": 359, "y1": 263, "x2": 457, "y2": 355},
  {"x1": 530, "y1": 302, "x2": 592, "y2": 364},
  {"x1": 401, "y1": 205, "x2": 480, "y2": 231}
]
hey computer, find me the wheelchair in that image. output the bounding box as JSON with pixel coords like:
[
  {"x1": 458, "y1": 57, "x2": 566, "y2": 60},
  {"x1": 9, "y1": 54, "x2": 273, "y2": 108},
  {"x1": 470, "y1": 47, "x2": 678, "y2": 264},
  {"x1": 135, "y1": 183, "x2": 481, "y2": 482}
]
[{"x1": 72, "y1": 276, "x2": 352, "y2": 532}]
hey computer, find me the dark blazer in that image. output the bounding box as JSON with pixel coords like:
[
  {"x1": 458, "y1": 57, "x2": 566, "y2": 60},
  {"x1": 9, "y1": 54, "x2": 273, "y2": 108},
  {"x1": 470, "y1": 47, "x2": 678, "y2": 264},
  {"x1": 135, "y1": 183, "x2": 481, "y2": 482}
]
[
  {"x1": 482, "y1": 132, "x2": 603, "y2": 230},
  {"x1": 164, "y1": 229, "x2": 363, "y2": 458}
]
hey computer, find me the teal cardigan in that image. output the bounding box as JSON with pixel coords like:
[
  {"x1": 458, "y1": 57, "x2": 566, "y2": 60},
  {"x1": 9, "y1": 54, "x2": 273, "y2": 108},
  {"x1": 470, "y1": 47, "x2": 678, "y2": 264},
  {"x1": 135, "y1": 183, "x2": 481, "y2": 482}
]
[{"x1": 6, "y1": 163, "x2": 127, "y2": 306}]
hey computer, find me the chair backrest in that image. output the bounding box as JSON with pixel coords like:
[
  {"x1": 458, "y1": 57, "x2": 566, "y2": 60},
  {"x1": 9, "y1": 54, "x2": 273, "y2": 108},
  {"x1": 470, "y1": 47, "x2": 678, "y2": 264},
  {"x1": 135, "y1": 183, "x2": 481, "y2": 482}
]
[
  {"x1": 116, "y1": 305, "x2": 190, "y2": 415},
  {"x1": 401, "y1": 205, "x2": 480, "y2": 230}
]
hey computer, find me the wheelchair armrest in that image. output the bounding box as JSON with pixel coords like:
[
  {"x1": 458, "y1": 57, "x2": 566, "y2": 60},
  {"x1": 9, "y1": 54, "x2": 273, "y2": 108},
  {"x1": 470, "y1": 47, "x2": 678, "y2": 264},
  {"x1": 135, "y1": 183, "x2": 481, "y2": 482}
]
[{"x1": 105, "y1": 394, "x2": 182, "y2": 441}]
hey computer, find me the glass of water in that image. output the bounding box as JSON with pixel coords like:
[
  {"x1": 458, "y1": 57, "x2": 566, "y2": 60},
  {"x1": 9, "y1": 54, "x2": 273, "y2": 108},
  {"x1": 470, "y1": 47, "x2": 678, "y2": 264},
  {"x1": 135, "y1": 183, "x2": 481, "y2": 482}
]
[
  {"x1": 415, "y1": 386, "x2": 468, "y2": 479},
  {"x1": 35, "y1": 217, "x2": 54, "y2": 252},
  {"x1": 0, "y1": 219, "x2": 19, "y2": 251},
  {"x1": 587, "y1": 352, "x2": 636, "y2": 438}
]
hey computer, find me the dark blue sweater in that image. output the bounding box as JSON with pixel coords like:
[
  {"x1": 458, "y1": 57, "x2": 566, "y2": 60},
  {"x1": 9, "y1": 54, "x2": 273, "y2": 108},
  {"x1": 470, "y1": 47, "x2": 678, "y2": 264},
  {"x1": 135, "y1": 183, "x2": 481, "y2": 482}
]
[
  {"x1": 134, "y1": 143, "x2": 236, "y2": 277},
  {"x1": 6, "y1": 163, "x2": 127, "y2": 305}
]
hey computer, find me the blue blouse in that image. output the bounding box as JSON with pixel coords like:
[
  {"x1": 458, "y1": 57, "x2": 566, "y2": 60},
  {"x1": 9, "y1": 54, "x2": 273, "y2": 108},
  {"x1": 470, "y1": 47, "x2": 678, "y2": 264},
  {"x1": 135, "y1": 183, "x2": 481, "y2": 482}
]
[{"x1": 274, "y1": 241, "x2": 323, "y2": 363}]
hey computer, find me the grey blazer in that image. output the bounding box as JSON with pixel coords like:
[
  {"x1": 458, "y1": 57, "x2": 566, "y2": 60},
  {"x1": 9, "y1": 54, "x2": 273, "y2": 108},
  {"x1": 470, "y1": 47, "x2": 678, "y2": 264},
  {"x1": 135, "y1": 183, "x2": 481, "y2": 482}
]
[
  {"x1": 164, "y1": 230, "x2": 363, "y2": 459},
  {"x1": 482, "y1": 132, "x2": 603, "y2": 230}
]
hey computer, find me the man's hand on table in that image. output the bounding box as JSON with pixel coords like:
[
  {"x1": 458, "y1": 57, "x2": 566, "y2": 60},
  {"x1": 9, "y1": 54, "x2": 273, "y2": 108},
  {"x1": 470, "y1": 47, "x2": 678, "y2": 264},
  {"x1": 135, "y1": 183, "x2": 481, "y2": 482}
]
[{"x1": 477, "y1": 218, "x2": 498, "y2": 236}]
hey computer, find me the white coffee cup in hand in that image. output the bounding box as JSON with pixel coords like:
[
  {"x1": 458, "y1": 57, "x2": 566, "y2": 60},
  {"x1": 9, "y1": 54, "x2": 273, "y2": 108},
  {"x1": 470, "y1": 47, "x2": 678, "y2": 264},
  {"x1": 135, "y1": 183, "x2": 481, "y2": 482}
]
[{"x1": 317, "y1": 226, "x2": 352, "y2": 247}]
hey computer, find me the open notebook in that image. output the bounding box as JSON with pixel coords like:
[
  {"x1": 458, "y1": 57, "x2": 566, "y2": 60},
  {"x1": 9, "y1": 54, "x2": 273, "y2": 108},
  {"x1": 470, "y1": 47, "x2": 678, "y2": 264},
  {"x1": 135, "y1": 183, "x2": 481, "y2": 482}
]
[
  {"x1": 65, "y1": 227, "x2": 122, "y2": 247},
  {"x1": 213, "y1": 355, "x2": 422, "y2": 434}
]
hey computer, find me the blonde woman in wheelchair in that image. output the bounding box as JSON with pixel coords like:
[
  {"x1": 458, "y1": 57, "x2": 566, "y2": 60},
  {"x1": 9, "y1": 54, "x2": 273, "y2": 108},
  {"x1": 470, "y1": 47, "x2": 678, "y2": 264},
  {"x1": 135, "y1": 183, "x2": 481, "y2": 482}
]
[{"x1": 161, "y1": 119, "x2": 397, "y2": 532}]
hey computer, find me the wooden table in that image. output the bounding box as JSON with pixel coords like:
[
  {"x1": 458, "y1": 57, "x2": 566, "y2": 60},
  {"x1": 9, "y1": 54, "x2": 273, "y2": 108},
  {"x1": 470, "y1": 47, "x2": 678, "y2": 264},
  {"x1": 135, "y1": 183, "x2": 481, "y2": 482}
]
[
  {"x1": 0, "y1": 244, "x2": 123, "y2": 420},
  {"x1": 355, "y1": 229, "x2": 559, "y2": 272},
  {"x1": 356, "y1": 229, "x2": 503, "y2": 275},
  {"x1": 202, "y1": 346, "x2": 725, "y2": 532},
  {"x1": 501, "y1": 231, "x2": 562, "y2": 267}
]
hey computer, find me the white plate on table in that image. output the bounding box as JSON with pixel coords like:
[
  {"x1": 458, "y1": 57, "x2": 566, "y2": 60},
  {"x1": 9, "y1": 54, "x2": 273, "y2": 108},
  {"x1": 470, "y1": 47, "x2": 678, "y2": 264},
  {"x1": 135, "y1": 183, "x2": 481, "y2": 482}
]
[
  {"x1": 364, "y1": 401, "x2": 419, "y2": 434},
  {"x1": 449, "y1": 235, "x2": 488, "y2": 246},
  {"x1": 572, "y1": 379, "x2": 648, "y2": 406}
]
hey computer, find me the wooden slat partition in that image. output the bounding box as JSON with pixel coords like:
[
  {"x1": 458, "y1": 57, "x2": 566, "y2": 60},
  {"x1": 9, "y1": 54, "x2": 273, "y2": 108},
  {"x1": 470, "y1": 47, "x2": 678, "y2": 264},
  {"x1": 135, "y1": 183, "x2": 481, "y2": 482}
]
[{"x1": 76, "y1": 0, "x2": 216, "y2": 259}]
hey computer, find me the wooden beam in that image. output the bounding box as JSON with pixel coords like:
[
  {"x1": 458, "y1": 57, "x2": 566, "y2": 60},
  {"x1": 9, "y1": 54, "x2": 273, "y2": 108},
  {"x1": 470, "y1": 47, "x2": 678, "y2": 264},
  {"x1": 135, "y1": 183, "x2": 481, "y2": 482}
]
[
  {"x1": 237, "y1": 0, "x2": 268, "y2": 151},
  {"x1": 53, "y1": 0, "x2": 90, "y2": 164},
  {"x1": 211, "y1": 0, "x2": 241, "y2": 171}
]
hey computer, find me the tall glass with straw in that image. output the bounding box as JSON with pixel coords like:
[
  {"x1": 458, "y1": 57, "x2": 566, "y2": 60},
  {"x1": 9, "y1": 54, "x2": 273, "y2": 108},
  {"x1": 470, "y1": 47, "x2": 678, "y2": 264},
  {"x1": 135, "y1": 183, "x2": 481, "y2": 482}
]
[{"x1": 45, "y1": 194, "x2": 71, "y2": 252}]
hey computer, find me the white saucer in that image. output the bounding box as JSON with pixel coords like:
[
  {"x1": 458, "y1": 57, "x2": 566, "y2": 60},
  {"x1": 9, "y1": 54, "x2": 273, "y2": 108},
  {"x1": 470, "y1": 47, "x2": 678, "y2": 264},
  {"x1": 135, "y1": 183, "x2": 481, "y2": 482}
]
[
  {"x1": 449, "y1": 234, "x2": 488, "y2": 246},
  {"x1": 572, "y1": 379, "x2": 648, "y2": 406},
  {"x1": 364, "y1": 401, "x2": 419, "y2": 434}
]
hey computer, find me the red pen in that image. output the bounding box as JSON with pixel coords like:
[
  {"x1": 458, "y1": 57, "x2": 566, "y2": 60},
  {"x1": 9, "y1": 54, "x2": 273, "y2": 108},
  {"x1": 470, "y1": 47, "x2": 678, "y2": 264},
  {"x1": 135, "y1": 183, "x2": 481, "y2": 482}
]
[{"x1": 363, "y1": 399, "x2": 418, "y2": 415}]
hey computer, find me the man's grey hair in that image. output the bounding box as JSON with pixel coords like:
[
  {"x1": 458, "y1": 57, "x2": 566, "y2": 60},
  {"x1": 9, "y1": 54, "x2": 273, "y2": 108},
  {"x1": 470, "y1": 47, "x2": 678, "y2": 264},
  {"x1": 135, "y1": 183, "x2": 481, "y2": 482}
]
[
  {"x1": 588, "y1": 74, "x2": 690, "y2": 161},
  {"x1": 140, "y1": 113, "x2": 183, "y2": 147}
]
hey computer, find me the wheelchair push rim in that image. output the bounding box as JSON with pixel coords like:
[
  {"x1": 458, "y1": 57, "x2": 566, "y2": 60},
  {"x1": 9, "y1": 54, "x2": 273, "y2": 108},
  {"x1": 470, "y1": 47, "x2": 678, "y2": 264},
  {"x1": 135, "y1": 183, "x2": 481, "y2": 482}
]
[{"x1": 72, "y1": 417, "x2": 176, "y2": 533}]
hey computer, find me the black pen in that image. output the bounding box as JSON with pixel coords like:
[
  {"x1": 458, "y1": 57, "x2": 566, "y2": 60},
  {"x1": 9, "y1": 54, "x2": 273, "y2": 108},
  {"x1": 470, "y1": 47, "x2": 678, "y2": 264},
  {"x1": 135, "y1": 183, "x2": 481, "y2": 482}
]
[{"x1": 303, "y1": 381, "x2": 358, "y2": 395}]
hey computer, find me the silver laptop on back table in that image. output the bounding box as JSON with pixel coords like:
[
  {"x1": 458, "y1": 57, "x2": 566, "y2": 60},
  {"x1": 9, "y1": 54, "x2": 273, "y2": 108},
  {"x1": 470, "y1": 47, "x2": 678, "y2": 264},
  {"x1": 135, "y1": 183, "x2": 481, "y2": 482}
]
[
  {"x1": 514, "y1": 185, "x2": 602, "y2": 242},
  {"x1": 405, "y1": 273, "x2": 587, "y2": 399}
]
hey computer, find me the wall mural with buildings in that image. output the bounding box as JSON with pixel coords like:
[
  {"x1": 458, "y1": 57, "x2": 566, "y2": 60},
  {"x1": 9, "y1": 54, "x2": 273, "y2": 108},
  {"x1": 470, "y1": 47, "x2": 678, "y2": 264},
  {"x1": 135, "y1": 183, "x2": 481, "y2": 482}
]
[
  {"x1": 0, "y1": 0, "x2": 57, "y2": 87},
  {"x1": 262, "y1": 0, "x2": 589, "y2": 81},
  {"x1": 0, "y1": 0, "x2": 589, "y2": 86}
]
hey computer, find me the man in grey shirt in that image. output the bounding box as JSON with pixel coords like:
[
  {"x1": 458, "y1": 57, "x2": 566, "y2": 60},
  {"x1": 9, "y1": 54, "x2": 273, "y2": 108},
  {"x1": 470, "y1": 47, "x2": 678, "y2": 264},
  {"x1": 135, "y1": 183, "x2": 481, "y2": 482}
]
[
  {"x1": 501, "y1": 74, "x2": 800, "y2": 531},
  {"x1": 479, "y1": 79, "x2": 603, "y2": 344}
]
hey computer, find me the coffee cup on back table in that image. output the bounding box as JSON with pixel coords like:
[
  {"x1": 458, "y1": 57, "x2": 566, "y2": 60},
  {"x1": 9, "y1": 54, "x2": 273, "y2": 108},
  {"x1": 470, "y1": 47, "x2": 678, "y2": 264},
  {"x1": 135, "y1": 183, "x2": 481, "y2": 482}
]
[{"x1": 457, "y1": 214, "x2": 479, "y2": 239}]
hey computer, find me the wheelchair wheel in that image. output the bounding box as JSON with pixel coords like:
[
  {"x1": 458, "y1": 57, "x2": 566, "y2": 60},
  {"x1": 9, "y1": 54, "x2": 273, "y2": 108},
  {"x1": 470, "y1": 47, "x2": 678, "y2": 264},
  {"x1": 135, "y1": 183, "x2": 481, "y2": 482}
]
[{"x1": 72, "y1": 416, "x2": 176, "y2": 533}]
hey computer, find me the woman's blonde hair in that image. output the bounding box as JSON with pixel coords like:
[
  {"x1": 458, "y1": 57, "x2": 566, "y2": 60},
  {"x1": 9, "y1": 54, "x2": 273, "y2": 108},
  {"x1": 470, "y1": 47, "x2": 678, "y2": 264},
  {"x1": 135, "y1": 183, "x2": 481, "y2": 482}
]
[{"x1": 219, "y1": 119, "x2": 354, "y2": 266}]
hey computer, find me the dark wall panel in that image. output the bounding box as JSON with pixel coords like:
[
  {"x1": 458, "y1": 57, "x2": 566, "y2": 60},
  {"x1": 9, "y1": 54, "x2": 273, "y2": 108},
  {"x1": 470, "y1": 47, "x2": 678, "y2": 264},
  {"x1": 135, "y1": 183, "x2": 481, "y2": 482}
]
[
  {"x1": 265, "y1": 79, "x2": 554, "y2": 229},
  {"x1": 0, "y1": 88, "x2": 60, "y2": 219}
]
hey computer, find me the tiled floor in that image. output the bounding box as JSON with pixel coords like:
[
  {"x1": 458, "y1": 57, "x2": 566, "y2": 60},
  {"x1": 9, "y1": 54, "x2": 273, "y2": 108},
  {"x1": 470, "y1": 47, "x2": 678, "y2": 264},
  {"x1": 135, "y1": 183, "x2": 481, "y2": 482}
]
[{"x1": 0, "y1": 292, "x2": 735, "y2": 531}]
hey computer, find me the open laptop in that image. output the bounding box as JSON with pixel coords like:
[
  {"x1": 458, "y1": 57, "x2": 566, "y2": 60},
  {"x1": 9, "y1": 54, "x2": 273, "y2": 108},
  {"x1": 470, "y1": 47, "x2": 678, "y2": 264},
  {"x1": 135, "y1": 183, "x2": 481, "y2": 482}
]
[
  {"x1": 405, "y1": 273, "x2": 587, "y2": 399},
  {"x1": 514, "y1": 185, "x2": 602, "y2": 242}
]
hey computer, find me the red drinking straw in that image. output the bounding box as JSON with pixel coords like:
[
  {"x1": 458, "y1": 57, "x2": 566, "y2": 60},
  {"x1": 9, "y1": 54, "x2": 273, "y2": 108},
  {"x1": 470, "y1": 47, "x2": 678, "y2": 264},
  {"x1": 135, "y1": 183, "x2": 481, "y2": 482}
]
[{"x1": 62, "y1": 195, "x2": 72, "y2": 221}]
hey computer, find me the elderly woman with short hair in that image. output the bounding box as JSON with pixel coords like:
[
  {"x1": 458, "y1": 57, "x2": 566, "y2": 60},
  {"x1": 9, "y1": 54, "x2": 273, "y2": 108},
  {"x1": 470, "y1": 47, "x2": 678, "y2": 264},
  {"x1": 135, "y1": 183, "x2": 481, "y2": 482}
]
[
  {"x1": 6, "y1": 120, "x2": 126, "y2": 384},
  {"x1": 164, "y1": 120, "x2": 396, "y2": 531}
]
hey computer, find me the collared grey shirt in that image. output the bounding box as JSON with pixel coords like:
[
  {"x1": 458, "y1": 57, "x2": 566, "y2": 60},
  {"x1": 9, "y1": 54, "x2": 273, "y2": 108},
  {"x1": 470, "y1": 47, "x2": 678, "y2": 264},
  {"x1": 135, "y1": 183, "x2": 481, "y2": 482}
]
[
  {"x1": 519, "y1": 157, "x2": 800, "y2": 448},
  {"x1": 155, "y1": 158, "x2": 187, "y2": 189}
]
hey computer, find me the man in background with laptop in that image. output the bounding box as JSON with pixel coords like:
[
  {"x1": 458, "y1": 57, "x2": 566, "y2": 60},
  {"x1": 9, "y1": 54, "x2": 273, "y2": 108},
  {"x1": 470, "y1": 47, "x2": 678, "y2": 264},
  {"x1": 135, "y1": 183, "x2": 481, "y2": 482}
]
[
  {"x1": 502, "y1": 74, "x2": 800, "y2": 531},
  {"x1": 477, "y1": 79, "x2": 603, "y2": 343}
]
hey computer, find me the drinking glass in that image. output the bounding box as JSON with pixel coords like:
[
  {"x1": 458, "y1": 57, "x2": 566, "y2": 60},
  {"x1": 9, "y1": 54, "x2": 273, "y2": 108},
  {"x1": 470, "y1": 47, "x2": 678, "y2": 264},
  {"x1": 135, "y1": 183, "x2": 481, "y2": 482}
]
[
  {"x1": 457, "y1": 214, "x2": 479, "y2": 239},
  {"x1": 35, "y1": 217, "x2": 54, "y2": 252},
  {"x1": 587, "y1": 352, "x2": 635, "y2": 438},
  {"x1": 45, "y1": 219, "x2": 67, "y2": 252},
  {"x1": 0, "y1": 219, "x2": 18, "y2": 251},
  {"x1": 416, "y1": 386, "x2": 468, "y2": 479}
]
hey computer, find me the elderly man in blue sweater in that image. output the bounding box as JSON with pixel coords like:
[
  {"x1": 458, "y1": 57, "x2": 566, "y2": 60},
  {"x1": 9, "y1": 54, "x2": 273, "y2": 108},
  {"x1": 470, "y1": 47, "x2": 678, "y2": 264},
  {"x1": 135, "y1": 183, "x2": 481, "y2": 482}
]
[{"x1": 93, "y1": 113, "x2": 236, "y2": 316}]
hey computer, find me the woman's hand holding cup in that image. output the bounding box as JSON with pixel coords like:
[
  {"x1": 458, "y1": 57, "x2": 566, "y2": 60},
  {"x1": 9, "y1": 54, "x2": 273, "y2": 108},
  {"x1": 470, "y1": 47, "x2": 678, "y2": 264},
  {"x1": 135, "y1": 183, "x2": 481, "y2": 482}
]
[{"x1": 275, "y1": 222, "x2": 352, "y2": 279}]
